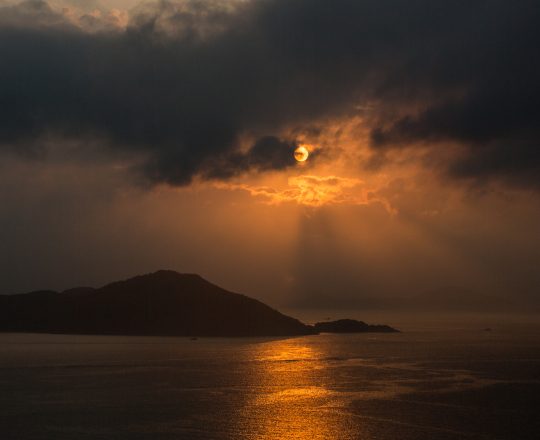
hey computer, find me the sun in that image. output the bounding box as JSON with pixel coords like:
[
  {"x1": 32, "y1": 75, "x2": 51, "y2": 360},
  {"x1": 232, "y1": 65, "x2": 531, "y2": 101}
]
[{"x1": 294, "y1": 145, "x2": 309, "y2": 162}]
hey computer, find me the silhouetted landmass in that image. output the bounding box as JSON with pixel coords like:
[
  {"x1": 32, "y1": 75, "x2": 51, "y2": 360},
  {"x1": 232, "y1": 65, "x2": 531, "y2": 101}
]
[
  {"x1": 313, "y1": 319, "x2": 399, "y2": 333},
  {"x1": 0, "y1": 271, "x2": 315, "y2": 337},
  {"x1": 0, "y1": 271, "x2": 398, "y2": 337}
]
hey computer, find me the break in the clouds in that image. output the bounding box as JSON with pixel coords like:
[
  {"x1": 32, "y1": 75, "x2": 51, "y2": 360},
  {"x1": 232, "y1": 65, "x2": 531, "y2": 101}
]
[{"x1": 1, "y1": 0, "x2": 540, "y2": 187}]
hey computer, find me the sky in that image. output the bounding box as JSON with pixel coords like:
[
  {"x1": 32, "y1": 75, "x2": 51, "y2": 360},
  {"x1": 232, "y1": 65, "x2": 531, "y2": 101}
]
[{"x1": 1, "y1": 0, "x2": 540, "y2": 313}]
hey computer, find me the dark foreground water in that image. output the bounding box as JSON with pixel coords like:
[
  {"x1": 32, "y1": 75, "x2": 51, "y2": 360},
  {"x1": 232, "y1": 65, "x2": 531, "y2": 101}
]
[{"x1": 1, "y1": 328, "x2": 539, "y2": 440}]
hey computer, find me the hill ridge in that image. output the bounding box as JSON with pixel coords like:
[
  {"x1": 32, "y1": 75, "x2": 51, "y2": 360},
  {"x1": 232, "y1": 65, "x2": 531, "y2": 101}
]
[
  {"x1": 0, "y1": 271, "x2": 398, "y2": 336},
  {"x1": 0, "y1": 270, "x2": 314, "y2": 337}
]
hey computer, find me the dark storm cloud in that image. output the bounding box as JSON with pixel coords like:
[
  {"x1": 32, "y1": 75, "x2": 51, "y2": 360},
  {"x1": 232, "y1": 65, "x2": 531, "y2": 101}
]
[
  {"x1": 199, "y1": 136, "x2": 298, "y2": 180},
  {"x1": 1, "y1": 0, "x2": 540, "y2": 186},
  {"x1": 364, "y1": 1, "x2": 540, "y2": 187}
]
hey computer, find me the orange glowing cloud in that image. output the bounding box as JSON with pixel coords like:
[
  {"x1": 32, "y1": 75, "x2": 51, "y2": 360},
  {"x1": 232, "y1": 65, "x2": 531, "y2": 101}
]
[{"x1": 215, "y1": 175, "x2": 396, "y2": 213}]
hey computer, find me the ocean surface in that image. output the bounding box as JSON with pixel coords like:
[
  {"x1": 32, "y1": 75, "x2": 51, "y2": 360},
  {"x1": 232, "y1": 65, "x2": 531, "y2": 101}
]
[{"x1": 1, "y1": 326, "x2": 540, "y2": 439}]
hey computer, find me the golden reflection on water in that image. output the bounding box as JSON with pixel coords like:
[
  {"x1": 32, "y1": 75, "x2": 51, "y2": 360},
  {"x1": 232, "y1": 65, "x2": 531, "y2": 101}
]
[{"x1": 240, "y1": 337, "x2": 364, "y2": 440}]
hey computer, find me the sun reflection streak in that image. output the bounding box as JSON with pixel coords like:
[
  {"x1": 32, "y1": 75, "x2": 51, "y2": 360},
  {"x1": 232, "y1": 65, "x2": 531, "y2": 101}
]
[{"x1": 239, "y1": 338, "x2": 364, "y2": 440}]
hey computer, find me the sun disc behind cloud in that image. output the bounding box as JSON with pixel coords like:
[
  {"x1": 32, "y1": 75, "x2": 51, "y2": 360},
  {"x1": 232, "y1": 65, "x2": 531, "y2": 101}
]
[{"x1": 294, "y1": 145, "x2": 309, "y2": 162}]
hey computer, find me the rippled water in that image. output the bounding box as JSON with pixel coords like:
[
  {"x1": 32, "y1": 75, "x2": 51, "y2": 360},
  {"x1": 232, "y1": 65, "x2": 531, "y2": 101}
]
[{"x1": 1, "y1": 329, "x2": 539, "y2": 439}]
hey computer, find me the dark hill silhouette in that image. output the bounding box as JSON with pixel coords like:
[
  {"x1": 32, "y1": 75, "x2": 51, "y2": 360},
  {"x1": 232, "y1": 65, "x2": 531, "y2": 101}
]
[
  {"x1": 0, "y1": 271, "x2": 314, "y2": 337},
  {"x1": 314, "y1": 319, "x2": 398, "y2": 333}
]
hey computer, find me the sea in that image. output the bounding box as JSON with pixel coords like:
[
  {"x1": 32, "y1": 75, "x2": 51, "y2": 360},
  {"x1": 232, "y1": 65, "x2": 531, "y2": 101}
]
[{"x1": 1, "y1": 316, "x2": 539, "y2": 440}]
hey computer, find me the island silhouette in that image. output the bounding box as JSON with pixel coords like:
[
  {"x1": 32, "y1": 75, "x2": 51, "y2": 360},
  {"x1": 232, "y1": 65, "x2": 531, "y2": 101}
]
[{"x1": 0, "y1": 270, "x2": 397, "y2": 336}]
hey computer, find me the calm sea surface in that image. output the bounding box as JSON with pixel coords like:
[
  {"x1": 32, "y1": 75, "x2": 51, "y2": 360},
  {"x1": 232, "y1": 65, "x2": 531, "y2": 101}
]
[{"x1": 1, "y1": 327, "x2": 539, "y2": 439}]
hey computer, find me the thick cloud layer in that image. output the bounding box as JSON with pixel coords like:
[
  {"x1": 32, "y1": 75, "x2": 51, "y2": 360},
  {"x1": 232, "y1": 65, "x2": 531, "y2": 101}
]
[{"x1": 1, "y1": 0, "x2": 540, "y2": 186}]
